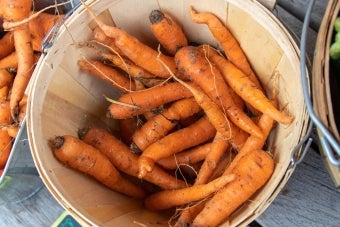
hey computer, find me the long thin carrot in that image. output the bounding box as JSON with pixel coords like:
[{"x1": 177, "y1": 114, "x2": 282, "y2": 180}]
[
  {"x1": 174, "y1": 45, "x2": 263, "y2": 138},
  {"x1": 107, "y1": 82, "x2": 193, "y2": 119},
  {"x1": 157, "y1": 142, "x2": 212, "y2": 170},
  {"x1": 49, "y1": 135, "x2": 146, "y2": 199},
  {"x1": 138, "y1": 116, "x2": 216, "y2": 179},
  {"x1": 1, "y1": 0, "x2": 35, "y2": 121},
  {"x1": 144, "y1": 174, "x2": 235, "y2": 211},
  {"x1": 81, "y1": 1, "x2": 176, "y2": 78},
  {"x1": 193, "y1": 149, "x2": 275, "y2": 226},
  {"x1": 189, "y1": 6, "x2": 263, "y2": 91},
  {"x1": 78, "y1": 127, "x2": 188, "y2": 190},
  {"x1": 207, "y1": 47, "x2": 294, "y2": 125},
  {"x1": 77, "y1": 59, "x2": 136, "y2": 93},
  {"x1": 0, "y1": 32, "x2": 15, "y2": 59},
  {"x1": 149, "y1": 9, "x2": 188, "y2": 56},
  {"x1": 131, "y1": 97, "x2": 201, "y2": 151}
]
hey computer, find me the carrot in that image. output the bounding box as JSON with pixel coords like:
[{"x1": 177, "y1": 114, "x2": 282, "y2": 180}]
[
  {"x1": 28, "y1": 12, "x2": 63, "y2": 51},
  {"x1": 206, "y1": 47, "x2": 294, "y2": 125},
  {"x1": 118, "y1": 117, "x2": 140, "y2": 145},
  {"x1": 0, "y1": 97, "x2": 13, "y2": 169},
  {"x1": 193, "y1": 149, "x2": 275, "y2": 226},
  {"x1": 189, "y1": 6, "x2": 263, "y2": 91},
  {"x1": 0, "y1": 51, "x2": 17, "y2": 70},
  {"x1": 138, "y1": 116, "x2": 216, "y2": 179},
  {"x1": 99, "y1": 52, "x2": 156, "y2": 79},
  {"x1": 157, "y1": 142, "x2": 211, "y2": 170},
  {"x1": 77, "y1": 59, "x2": 136, "y2": 93},
  {"x1": 135, "y1": 77, "x2": 165, "y2": 88},
  {"x1": 0, "y1": 32, "x2": 15, "y2": 59},
  {"x1": 174, "y1": 46, "x2": 263, "y2": 138},
  {"x1": 144, "y1": 174, "x2": 236, "y2": 211},
  {"x1": 0, "y1": 69, "x2": 14, "y2": 88},
  {"x1": 49, "y1": 135, "x2": 146, "y2": 199},
  {"x1": 131, "y1": 97, "x2": 201, "y2": 151},
  {"x1": 92, "y1": 27, "x2": 126, "y2": 58},
  {"x1": 78, "y1": 127, "x2": 188, "y2": 190},
  {"x1": 149, "y1": 9, "x2": 188, "y2": 55},
  {"x1": 1, "y1": 0, "x2": 35, "y2": 121},
  {"x1": 82, "y1": 2, "x2": 176, "y2": 78},
  {"x1": 107, "y1": 82, "x2": 193, "y2": 119},
  {"x1": 224, "y1": 99, "x2": 277, "y2": 176}
]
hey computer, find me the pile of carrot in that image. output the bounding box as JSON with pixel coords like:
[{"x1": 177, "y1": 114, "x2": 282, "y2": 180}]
[
  {"x1": 0, "y1": 1, "x2": 63, "y2": 175},
  {"x1": 50, "y1": 3, "x2": 295, "y2": 226}
]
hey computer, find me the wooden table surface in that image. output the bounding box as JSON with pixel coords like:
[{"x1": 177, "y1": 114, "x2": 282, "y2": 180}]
[{"x1": 0, "y1": 0, "x2": 339, "y2": 226}]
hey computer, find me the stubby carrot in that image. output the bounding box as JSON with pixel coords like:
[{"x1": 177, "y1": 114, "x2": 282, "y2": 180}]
[
  {"x1": 189, "y1": 6, "x2": 263, "y2": 91},
  {"x1": 107, "y1": 82, "x2": 193, "y2": 119},
  {"x1": 131, "y1": 97, "x2": 201, "y2": 151},
  {"x1": 0, "y1": 32, "x2": 15, "y2": 59},
  {"x1": 78, "y1": 127, "x2": 188, "y2": 190},
  {"x1": 149, "y1": 9, "x2": 188, "y2": 55},
  {"x1": 175, "y1": 46, "x2": 263, "y2": 138},
  {"x1": 49, "y1": 135, "x2": 146, "y2": 199},
  {"x1": 193, "y1": 149, "x2": 275, "y2": 226},
  {"x1": 144, "y1": 174, "x2": 236, "y2": 211},
  {"x1": 78, "y1": 59, "x2": 136, "y2": 93},
  {"x1": 138, "y1": 116, "x2": 216, "y2": 179},
  {"x1": 82, "y1": 2, "x2": 176, "y2": 78}
]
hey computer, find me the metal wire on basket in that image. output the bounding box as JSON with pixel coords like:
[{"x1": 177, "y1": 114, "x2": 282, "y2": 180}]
[{"x1": 300, "y1": 0, "x2": 340, "y2": 166}]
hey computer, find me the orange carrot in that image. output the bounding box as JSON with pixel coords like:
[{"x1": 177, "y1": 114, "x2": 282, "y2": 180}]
[
  {"x1": 118, "y1": 117, "x2": 140, "y2": 145},
  {"x1": 107, "y1": 82, "x2": 193, "y2": 119},
  {"x1": 131, "y1": 97, "x2": 201, "y2": 151},
  {"x1": 193, "y1": 149, "x2": 275, "y2": 226},
  {"x1": 0, "y1": 95, "x2": 13, "y2": 169},
  {"x1": 0, "y1": 32, "x2": 15, "y2": 59},
  {"x1": 144, "y1": 174, "x2": 235, "y2": 211},
  {"x1": 99, "y1": 51, "x2": 156, "y2": 79},
  {"x1": 1, "y1": 0, "x2": 35, "y2": 121},
  {"x1": 78, "y1": 59, "x2": 136, "y2": 93},
  {"x1": 49, "y1": 135, "x2": 146, "y2": 199},
  {"x1": 28, "y1": 12, "x2": 63, "y2": 51},
  {"x1": 207, "y1": 48, "x2": 294, "y2": 125},
  {"x1": 0, "y1": 69, "x2": 14, "y2": 88},
  {"x1": 92, "y1": 26, "x2": 126, "y2": 57},
  {"x1": 0, "y1": 51, "x2": 17, "y2": 70},
  {"x1": 157, "y1": 142, "x2": 212, "y2": 170},
  {"x1": 83, "y1": 3, "x2": 176, "y2": 78},
  {"x1": 149, "y1": 9, "x2": 188, "y2": 55},
  {"x1": 78, "y1": 127, "x2": 188, "y2": 190},
  {"x1": 174, "y1": 46, "x2": 263, "y2": 138},
  {"x1": 138, "y1": 116, "x2": 216, "y2": 179},
  {"x1": 189, "y1": 6, "x2": 263, "y2": 91}
]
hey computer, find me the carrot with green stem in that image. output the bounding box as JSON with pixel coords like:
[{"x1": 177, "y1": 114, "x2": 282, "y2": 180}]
[
  {"x1": 81, "y1": 0, "x2": 176, "y2": 78},
  {"x1": 193, "y1": 149, "x2": 275, "y2": 226},
  {"x1": 144, "y1": 174, "x2": 236, "y2": 211},
  {"x1": 0, "y1": 0, "x2": 35, "y2": 121},
  {"x1": 174, "y1": 46, "x2": 263, "y2": 139},
  {"x1": 107, "y1": 82, "x2": 193, "y2": 119},
  {"x1": 189, "y1": 6, "x2": 263, "y2": 91},
  {"x1": 131, "y1": 97, "x2": 201, "y2": 151},
  {"x1": 78, "y1": 59, "x2": 136, "y2": 93},
  {"x1": 78, "y1": 127, "x2": 188, "y2": 190},
  {"x1": 49, "y1": 135, "x2": 146, "y2": 199},
  {"x1": 149, "y1": 9, "x2": 188, "y2": 56},
  {"x1": 138, "y1": 116, "x2": 216, "y2": 179},
  {"x1": 204, "y1": 45, "x2": 294, "y2": 125}
]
